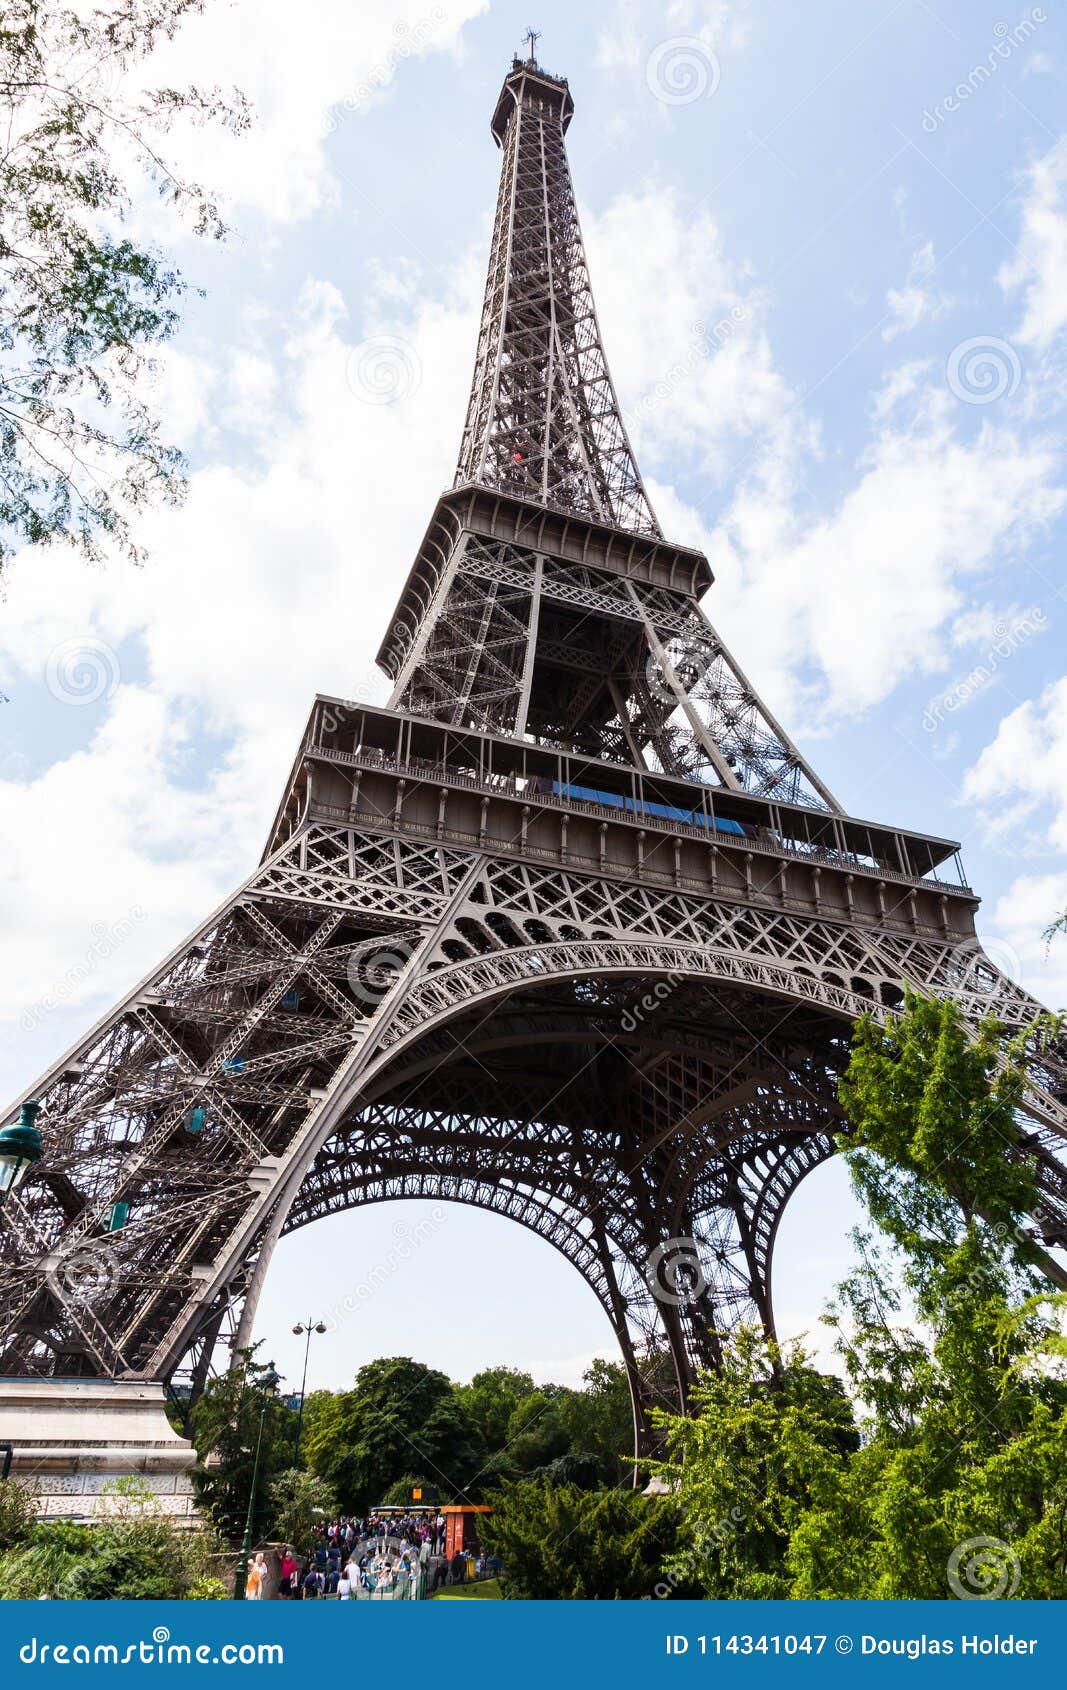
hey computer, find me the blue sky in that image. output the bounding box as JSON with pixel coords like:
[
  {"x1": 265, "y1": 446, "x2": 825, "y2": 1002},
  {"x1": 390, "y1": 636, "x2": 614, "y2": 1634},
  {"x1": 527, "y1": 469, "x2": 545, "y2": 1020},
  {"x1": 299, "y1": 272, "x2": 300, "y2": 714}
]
[{"x1": 3, "y1": 0, "x2": 1067, "y2": 1396}]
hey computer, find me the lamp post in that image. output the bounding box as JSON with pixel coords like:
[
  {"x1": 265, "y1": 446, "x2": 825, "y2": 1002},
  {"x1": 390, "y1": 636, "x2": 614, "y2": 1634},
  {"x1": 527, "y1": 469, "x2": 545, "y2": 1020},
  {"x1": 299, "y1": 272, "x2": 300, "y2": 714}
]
[
  {"x1": 0, "y1": 1102, "x2": 42, "y2": 1206},
  {"x1": 233, "y1": 1361, "x2": 279, "y2": 1600},
  {"x1": 291, "y1": 1318, "x2": 327, "y2": 1465}
]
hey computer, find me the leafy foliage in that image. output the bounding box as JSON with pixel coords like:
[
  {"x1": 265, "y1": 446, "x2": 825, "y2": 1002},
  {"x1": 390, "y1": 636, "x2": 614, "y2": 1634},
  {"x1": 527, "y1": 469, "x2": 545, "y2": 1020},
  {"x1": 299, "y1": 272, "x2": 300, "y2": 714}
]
[
  {"x1": 0, "y1": 1478, "x2": 224, "y2": 1599},
  {"x1": 838, "y1": 994, "x2": 1043, "y2": 1263},
  {"x1": 653, "y1": 1331, "x2": 859, "y2": 1599},
  {"x1": 0, "y1": 0, "x2": 248, "y2": 568},
  {"x1": 555, "y1": 1358, "x2": 634, "y2": 1484},
  {"x1": 0, "y1": 1476, "x2": 38, "y2": 1550},
  {"x1": 268, "y1": 1468, "x2": 334, "y2": 1556},
  {"x1": 0, "y1": 1520, "x2": 93, "y2": 1598},
  {"x1": 189, "y1": 1347, "x2": 297, "y2": 1540},
  {"x1": 457, "y1": 1358, "x2": 634, "y2": 1487},
  {"x1": 305, "y1": 1356, "x2": 485, "y2": 1512},
  {"x1": 650, "y1": 994, "x2": 1067, "y2": 1599},
  {"x1": 455, "y1": 1366, "x2": 535, "y2": 1456},
  {"x1": 480, "y1": 1478, "x2": 695, "y2": 1600}
]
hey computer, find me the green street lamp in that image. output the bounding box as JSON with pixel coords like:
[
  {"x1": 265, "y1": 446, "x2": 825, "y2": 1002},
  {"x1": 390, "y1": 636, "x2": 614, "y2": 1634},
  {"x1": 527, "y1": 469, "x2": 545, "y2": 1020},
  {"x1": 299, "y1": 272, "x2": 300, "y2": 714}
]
[
  {"x1": 0, "y1": 1102, "x2": 42, "y2": 1206},
  {"x1": 233, "y1": 1362, "x2": 280, "y2": 1601}
]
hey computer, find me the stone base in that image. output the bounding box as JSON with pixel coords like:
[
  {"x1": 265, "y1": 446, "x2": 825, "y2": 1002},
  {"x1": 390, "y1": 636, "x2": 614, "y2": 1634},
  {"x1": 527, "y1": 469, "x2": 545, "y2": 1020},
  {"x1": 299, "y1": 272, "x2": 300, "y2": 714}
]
[{"x1": 0, "y1": 1378, "x2": 199, "y2": 1522}]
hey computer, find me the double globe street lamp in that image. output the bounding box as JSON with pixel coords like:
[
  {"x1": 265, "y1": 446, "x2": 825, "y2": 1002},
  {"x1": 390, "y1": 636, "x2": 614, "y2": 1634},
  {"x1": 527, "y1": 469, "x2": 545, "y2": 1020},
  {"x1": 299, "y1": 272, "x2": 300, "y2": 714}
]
[{"x1": 291, "y1": 1318, "x2": 327, "y2": 1465}]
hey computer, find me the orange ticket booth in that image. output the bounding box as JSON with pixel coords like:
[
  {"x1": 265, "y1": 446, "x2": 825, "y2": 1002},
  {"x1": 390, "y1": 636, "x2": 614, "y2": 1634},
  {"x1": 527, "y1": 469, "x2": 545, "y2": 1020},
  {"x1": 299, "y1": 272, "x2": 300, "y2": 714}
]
[{"x1": 443, "y1": 1505, "x2": 491, "y2": 1559}]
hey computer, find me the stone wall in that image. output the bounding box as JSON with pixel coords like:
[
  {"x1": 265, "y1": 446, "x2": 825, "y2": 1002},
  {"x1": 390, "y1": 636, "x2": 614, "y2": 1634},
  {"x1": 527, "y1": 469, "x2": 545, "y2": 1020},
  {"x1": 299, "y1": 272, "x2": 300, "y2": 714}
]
[{"x1": 0, "y1": 1377, "x2": 199, "y2": 1523}]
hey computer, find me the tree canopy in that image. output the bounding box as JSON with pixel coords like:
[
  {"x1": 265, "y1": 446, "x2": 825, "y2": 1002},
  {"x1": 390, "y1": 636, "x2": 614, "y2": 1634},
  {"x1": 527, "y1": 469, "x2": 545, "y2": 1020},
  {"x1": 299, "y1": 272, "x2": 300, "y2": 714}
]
[
  {"x1": 479, "y1": 1479, "x2": 695, "y2": 1600},
  {"x1": 651, "y1": 993, "x2": 1067, "y2": 1600},
  {"x1": 1, "y1": 0, "x2": 247, "y2": 569},
  {"x1": 304, "y1": 1356, "x2": 486, "y2": 1512}
]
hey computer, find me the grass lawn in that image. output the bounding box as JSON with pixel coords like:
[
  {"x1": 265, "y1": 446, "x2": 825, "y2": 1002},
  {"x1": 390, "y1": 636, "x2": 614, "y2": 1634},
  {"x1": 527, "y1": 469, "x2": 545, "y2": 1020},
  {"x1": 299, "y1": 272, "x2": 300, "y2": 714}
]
[{"x1": 432, "y1": 1578, "x2": 503, "y2": 1600}]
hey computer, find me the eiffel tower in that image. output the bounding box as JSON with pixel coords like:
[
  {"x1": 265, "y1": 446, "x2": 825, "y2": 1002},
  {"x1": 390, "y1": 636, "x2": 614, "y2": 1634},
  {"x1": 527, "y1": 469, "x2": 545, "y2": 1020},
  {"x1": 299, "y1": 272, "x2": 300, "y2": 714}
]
[{"x1": 3, "y1": 43, "x2": 1067, "y2": 1493}]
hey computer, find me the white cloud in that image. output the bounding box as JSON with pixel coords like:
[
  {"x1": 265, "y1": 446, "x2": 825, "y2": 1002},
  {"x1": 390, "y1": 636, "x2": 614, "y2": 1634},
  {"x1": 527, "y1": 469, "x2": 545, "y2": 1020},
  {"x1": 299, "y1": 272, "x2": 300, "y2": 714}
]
[
  {"x1": 869, "y1": 358, "x2": 932, "y2": 421},
  {"x1": 980, "y1": 871, "x2": 1067, "y2": 1013},
  {"x1": 961, "y1": 676, "x2": 1067, "y2": 853},
  {"x1": 596, "y1": 0, "x2": 752, "y2": 76},
  {"x1": 137, "y1": 0, "x2": 488, "y2": 224},
  {"x1": 585, "y1": 187, "x2": 804, "y2": 485},
  {"x1": 584, "y1": 188, "x2": 1065, "y2": 732},
  {"x1": 883, "y1": 240, "x2": 952, "y2": 341},
  {"x1": 999, "y1": 135, "x2": 1067, "y2": 353},
  {"x1": 0, "y1": 687, "x2": 249, "y2": 1026},
  {"x1": 660, "y1": 0, "x2": 753, "y2": 47},
  {"x1": 696, "y1": 382, "x2": 1063, "y2": 725}
]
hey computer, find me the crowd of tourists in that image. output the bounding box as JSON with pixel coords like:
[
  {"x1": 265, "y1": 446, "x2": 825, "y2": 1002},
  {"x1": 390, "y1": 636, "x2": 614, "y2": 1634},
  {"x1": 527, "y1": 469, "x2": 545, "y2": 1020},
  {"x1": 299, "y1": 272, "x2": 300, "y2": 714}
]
[
  {"x1": 309, "y1": 1513, "x2": 439, "y2": 1599},
  {"x1": 244, "y1": 1512, "x2": 499, "y2": 1600}
]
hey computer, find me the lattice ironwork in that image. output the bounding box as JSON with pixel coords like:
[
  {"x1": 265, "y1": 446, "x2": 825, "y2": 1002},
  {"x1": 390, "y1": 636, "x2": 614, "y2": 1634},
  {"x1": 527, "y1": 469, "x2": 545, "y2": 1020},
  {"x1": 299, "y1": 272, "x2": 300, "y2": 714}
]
[
  {"x1": 4, "y1": 45, "x2": 1067, "y2": 1461},
  {"x1": 454, "y1": 54, "x2": 658, "y2": 536},
  {"x1": 389, "y1": 529, "x2": 836, "y2": 806}
]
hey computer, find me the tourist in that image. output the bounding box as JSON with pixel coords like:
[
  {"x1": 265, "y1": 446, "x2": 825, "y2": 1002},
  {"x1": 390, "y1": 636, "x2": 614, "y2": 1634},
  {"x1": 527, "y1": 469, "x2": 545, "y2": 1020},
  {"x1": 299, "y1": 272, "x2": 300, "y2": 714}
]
[
  {"x1": 278, "y1": 1547, "x2": 297, "y2": 1599},
  {"x1": 244, "y1": 1557, "x2": 261, "y2": 1600},
  {"x1": 338, "y1": 1569, "x2": 353, "y2": 1600}
]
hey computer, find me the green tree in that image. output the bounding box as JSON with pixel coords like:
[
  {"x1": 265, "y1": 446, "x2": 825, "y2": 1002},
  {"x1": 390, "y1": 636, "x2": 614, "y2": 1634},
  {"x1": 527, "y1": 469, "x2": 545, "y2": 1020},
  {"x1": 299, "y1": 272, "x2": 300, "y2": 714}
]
[
  {"x1": 653, "y1": 1331, "x2": 859, "y2": 1599},
  {"x1": 558, "y1": 1359, "x2": 634, "y2": 1483},
  {"x1": 189, "y1": 1348, "x2": 296, "y2": 1540},
  {"x1": 501, "y1": 1388, "x2": 571, "y2": 1475},
  {"x1": 651, "y1": 994, "x2": 1067, "y2": 1600},
  {"x1": 480, "y1": 1479, "x2": 696, "y2": 1600},
  {"x1": 0, "y1": 0, "x2": 248, "y2": 568},
  {"x1": 533, "y1": 1451, "x2": 605, "y2": 1489},
  {"x1": 456, "y1": 1366, "x2": 535, "y2": 1455},
  {"x1": 305, "y1": 1357, "x2": 485, "y2": 1512},
  {"x1": 0, "y1": 1521, "x2": 94, "y2": 1599},
  {"x1": 268, "y1": 1468, "x2": 335, "y2": 1558},
  {"x1": 838, "y1": 994, "x2": 1051, "y2": 1270},
  {"x1": 295, "y1": 1387, "x2": 336, "y2": 1467}
]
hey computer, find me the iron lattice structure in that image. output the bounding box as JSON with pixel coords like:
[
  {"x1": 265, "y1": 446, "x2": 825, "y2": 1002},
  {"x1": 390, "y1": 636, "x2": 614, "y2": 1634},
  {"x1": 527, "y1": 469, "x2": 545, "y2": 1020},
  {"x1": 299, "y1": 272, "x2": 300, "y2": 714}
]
[{"x1": 4, "y1": 50, "x2": 1067, "y2": 1452}]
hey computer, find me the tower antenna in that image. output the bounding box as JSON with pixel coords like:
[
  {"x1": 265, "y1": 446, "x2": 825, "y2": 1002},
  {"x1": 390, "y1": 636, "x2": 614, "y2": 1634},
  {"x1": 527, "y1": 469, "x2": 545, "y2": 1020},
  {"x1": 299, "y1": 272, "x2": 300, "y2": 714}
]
[{"x1": 522, "y1": 26, "x2": 541, "y2": 64}]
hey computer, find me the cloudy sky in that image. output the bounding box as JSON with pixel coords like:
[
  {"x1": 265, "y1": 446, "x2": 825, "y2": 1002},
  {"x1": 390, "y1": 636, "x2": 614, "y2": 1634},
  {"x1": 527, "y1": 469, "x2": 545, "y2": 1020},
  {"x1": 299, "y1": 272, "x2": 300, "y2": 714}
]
[{"x1": 3, "y1": 0, "x2": 1067, "y2": 1395}]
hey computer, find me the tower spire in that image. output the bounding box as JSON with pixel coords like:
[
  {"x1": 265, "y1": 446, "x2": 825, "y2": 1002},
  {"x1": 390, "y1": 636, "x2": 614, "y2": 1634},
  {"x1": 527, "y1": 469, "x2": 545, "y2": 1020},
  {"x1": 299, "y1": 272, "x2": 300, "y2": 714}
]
[{"x1": 454, "y1": 55, "x2": 660, "y2": 537}]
